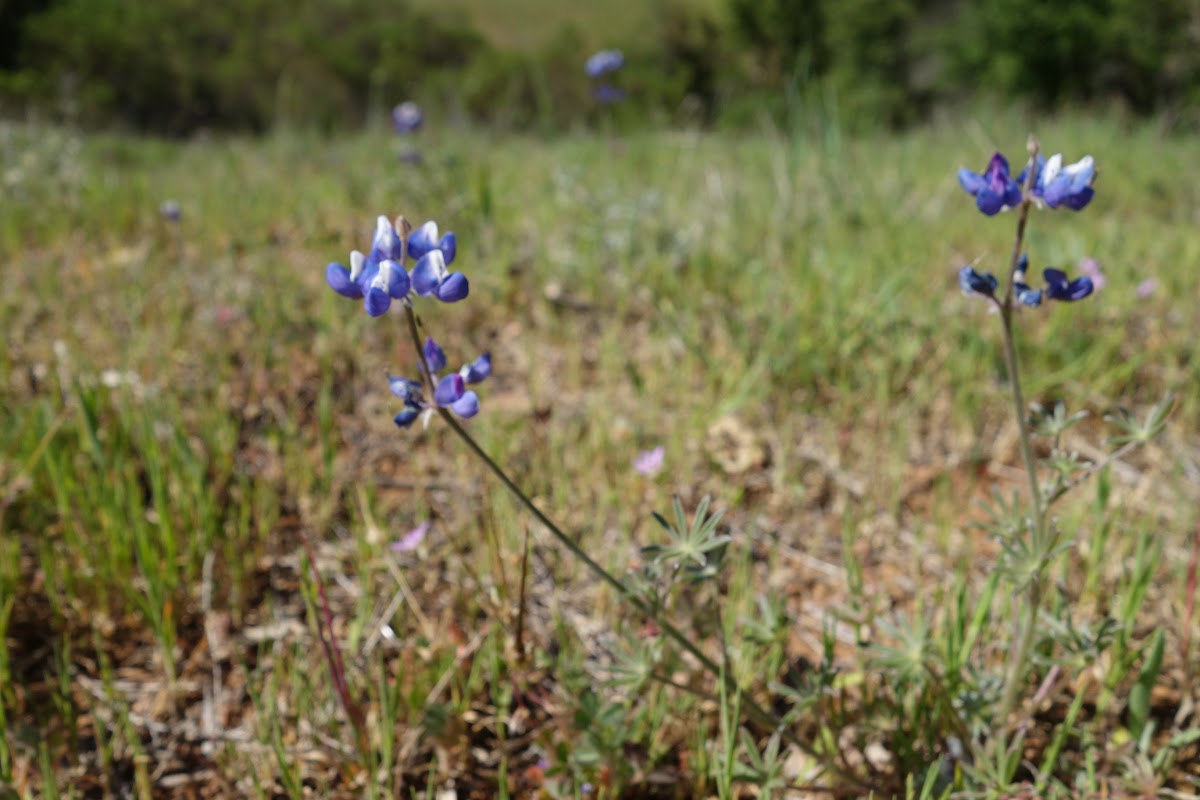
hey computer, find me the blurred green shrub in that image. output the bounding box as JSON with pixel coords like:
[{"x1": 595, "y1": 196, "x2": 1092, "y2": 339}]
[{"x1": 0, "y1": 0, "x2": 1197, "y2": 134}]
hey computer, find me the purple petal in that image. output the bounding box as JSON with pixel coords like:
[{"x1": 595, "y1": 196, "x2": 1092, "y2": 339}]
[
  {"x1": 370, "y1": 216, "x2": 403, "y2": 262},
  {"x1": 435, "y1": 272, "x2": 469, "y2": 302},
  {"x1": 423, "y1": 338, "x2": 447, "y2": 373},
  {"x1": 1062, "y1": 187, "x2": 1094, "y2": 211},
  {"x1": 408, "y1": 221, "x2": 440, "y2": 261},
  {"x1": 411, "y1": 251, "x2": 444, "y2": 296},
  {"x1": 365, "y1": 286, "x2": 391, "y2": 316},
  {"x1": 633, "y1": 446, "x2": 665, "y2": 476},
  {"x1": 326, "y1": 263, "x2": 363, "y2": 298},
  {"x1": 462, "y1": 353, "x2": 491, "y2": 384},
  {"x1": 394, "y1": 404, "x2": 421, "y2": 428},
  {"x1": 434, "y1": 373, "x2": 465, "y2": 406},
  {"x1": 439, "y1": 232, "x2": 456, "y2": 265},
  {"x1": 959, "y1": 266, "x2": 998, "y2": 297},
  {"x1": 388, "y1": 375, "x2": 421, "y2": 400},
  {"x1": 391, "y1": 520, "x2": 430, "y2": 552},
  {"x1": 381, "y1": 260, "x2": 410, "y2": 298},
  {"x1": 957, "y1": 168, "x2": 986, "y2": 195},
  {"x1": 451, "y1": 391, "x2": 479, "y2": 418},
  {"x1": 975, "y1": 189, "x2": 1005, "y2": 216}
]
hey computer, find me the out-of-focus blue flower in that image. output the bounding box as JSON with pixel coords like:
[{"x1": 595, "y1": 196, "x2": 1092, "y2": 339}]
[
  {"x1": 959, "y1": 266, "x2": 999, "y2": 299},
  {"x1": 390, "y1": 340, "x2": 491, "y2": 427},
  {"x1": 1020, "y1": 153, "x2": 1096, "y2": 211},
  {"x1": 593, "y1": 84, "x2": 626, "y2": 104},
  {"x1": 160, "y1": 200, "x2": 182, "y2": 222},
  {"x1": 1043, "y1": 268, "x2": 1094, "y2": 301},
  {"x1": 391, "y1": 101, "x2": 424, "y2": 134},
  {"x1": 585, "y1": 49, "x2": 624, "y2": 77},
  {"x1": 958, "y1": 153, "x2": 1023, "y2": 216}
]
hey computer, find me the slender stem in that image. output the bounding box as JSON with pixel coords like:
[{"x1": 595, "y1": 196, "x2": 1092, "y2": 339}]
[
  {"x1": 398, "y1": 305, "x2": 873, "y2": 789},
  {"x1": 299, "y1": 531, "x2": 371, "y2": 760},
  {"x1": 993, "y1": 141, "x2": 1048, "y2": 732}
]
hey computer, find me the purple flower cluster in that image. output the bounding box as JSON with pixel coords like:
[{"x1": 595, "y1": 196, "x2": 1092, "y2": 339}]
[
  {"x1": 958, "y1": 151, "x2": 1095, "y2": 215},
  {"x1": 326, "y1": 217, "x2": 467, "y2": 317},
  {"x1": 585, "y1": 49, "x2": 624, "y2": 77},
  {"x1": 585, "y1": 48, "x2": 626, "y2": 105},
  {"x1": 389, "y1": 338, "x2": 492, "y2": 428},
  {"x1": 957, "y1": 144, "x2": 1099, "y2": 309},
  {"x1": 959, "y1": 253, "x2": 1094, "y2": 307},
  {"x1": 325, "y1": 214, "x2": 491, "y2": 426}
]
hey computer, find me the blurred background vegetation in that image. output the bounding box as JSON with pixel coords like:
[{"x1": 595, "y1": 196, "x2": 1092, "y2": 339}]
[{"x1": 1, "y1": 0, "x2": 1198, "y2": 136}]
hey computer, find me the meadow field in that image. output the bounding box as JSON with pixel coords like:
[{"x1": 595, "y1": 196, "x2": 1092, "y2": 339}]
[{"x1": 2, "y1": 108, "x2": 1199, "y2": 797}]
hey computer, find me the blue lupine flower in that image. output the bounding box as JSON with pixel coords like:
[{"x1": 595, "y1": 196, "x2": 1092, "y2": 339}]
[
  {"x1": 410, "y1": 221, "x2": 467, "y2": 302},
  {"x1": 1043, "y1": 268, "x2": 1094, "y2": 301},
  {"x1": 326, "y1": 216, "x2": 412, "y2": 316},
  {"x1": 958, "y1": 153, "x2": 1023, "y2": 216},
  {"x1": 593, "y1": 84, "x2": 627, "y2": 104},
  {"x1": 959, "y1": 266, "x2": 998, "y2": 299},
  {"x1": 1012, "y1": 254, "x2": 1043, "y2": 307},
  {"x1": 391, "y1": 101, "x2": 424, "y2": 134},
  {"x1": 585, "y1": 49, "x2": 624, "y2": 77},
  {"x1": 390, "y1": 341, "x2": 490, "y2": 427},
  {"x1": 408, "y1": 220, "x2": 456, "y2": 262},
  {"x1": 1020, "y1": 153, "x2": 1096, "y2": 211}
]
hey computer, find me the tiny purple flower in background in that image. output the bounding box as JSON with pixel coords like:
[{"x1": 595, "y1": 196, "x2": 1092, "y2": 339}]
[
  {"x1": 959, "y1": 265, "x2": 999, "y2": 300},
  {"x1": 633, "y1": 446, "x2": 665, "y2": 476},
  {"x1": 593, "y1": 84, "x2": 627, "y2": 104},
  {"x1": 958, "y1": 153, "x2": 1023, "y2": 216},
  {"x1": 391, "y1": 101, "x2": 423, "y2": 134},
  {"x1": 1136, "y1": 278, "x2": 1157, "y2": 299},
  {"x1": 585, "y1": 49, "x2": 624, "y2": 77},
  {"x1": 159, "y1": 199, "x2": 182, "y2": 222},
  {"x1": 391, "y1": 520, "x2": 431, "y2": 552},
  {"x1": 1043, "y1": 268, "x2": 1094, "y2": 302},
  {"x1": 1077, "y1": 257, "x2": 1105, "y2": 291}
]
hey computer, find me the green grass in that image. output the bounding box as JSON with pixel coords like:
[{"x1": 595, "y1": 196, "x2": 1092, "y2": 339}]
[{"x1": 1, "y1": 107, "x2": 1198, "y2": 798}]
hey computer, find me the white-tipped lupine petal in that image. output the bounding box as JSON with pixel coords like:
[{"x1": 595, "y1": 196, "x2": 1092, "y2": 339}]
[{"x1": 349, "y1": 250, "x2": 367, "y2": 282}]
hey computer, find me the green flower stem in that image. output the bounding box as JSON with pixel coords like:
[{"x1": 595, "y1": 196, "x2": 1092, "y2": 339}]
[
  {"x1": 993, "y1": 142, "x2": 1049, "y2": 733},
  {"x1": 399, "y1": 304, "x2": 871, "y2": 789}
]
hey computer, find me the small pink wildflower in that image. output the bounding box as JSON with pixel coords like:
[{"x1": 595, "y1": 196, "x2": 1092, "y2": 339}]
[
  {"x1": 633, "y1": 446, "x2": 665, "y2": 476},
  {"x1": 1077, "y1": 257, "x2": 1105, "y2": 291},
  {"x1": 1136, "y1": 278, "x2": 1157, "y2": 299},
  {"x1": 391, "y1": 520, "x2": 431, "y2": 552}
]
